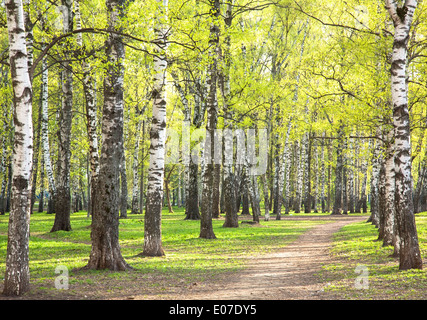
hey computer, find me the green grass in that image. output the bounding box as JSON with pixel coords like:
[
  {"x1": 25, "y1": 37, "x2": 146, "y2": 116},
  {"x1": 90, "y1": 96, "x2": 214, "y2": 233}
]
[
  {"x1": 320, "y1": 213, "x2": 427, "y2": 300},
  {"x1": 0, "y1": 207, "x2": 330, "y2": 298}
]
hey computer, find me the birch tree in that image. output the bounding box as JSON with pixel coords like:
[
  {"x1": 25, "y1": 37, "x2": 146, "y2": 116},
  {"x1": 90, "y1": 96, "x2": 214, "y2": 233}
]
[
  {"x1": 142, "y1": 0, "x2": 168, "y2": 256},
  {"x1": 199, "y1": 0, "x2": 220, "y2": 239},
  {"x1": 74, "y1": 0, "x2": 100, "y2": 219},
  {"x1": 3, "y1": 0, "x2": 33, "y2": 296},
  {"x1": 221, "y1": 0, "x2": 238, "y2": 228},
  {"x1": 83, "y1": 0, "x2": 131, "y2": 270},
  {"x1": 385, "y1": 0, "x2": 422, "y2": 270},
  {"x1": 51, "y1": 0, "x2": 74, "y2": 232}
]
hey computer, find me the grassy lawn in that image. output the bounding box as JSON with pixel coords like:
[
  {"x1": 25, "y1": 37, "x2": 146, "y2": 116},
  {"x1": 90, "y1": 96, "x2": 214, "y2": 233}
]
[
  {"x1": 0, "y1": 208, "x2": 330, "y2": 299},
  {"x1": 320, "y1": 212, "x2": 427, "y2": 300}
]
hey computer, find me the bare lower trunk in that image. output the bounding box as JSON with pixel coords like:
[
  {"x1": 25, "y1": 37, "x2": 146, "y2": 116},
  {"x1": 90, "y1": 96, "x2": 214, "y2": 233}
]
[
  {"x1": 277, "y1": 119, "x2": 292, "y2": 219},
  {"x1": 221, "y1": 1, "x2": 237, "y2": 227},
  {"x1": 200, "y1": 0, "x2": 220, "y2": 239},
  {"x1": 294, "y1": 140, "x2": 303, "y2": 213},
  {"x1": 261, "y1": 174, "x2": 270, "y2": 221},
  {"x1": 332, "y1": 125, "x2": 344, "y2": 215},
  {"x1": 369, "y1": 137, "x2": 382, "y2": 226},
  {"x1": 83, "y1": 0, "x2": 131, "y2": 270},
  {"x1": 3, "y1": 0, "x2": 33, "y2": 296},
  {"x1": 185, "y1": 160, "x2": 201, "y2": 220},
  {"x1": 52, "y1": 0, "x2": 73, "y2": 232},
  {"x1": 131, "y1": 114, "x2": 142, "y2": 214}
]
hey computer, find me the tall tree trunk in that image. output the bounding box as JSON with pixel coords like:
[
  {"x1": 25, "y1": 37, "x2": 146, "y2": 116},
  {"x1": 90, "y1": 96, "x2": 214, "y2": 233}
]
[
  {"x1": 51, "y1": 0, "x2": 73, "y2": 232},
  {"x1": 348, "y1": 141, "x2": 355, "y2": 213},
  {"x1": 277, "y1": 118, "x2": 292, "y2": 219},
  {"x1": 386, "y1": 0, "x2": 422, "y2": 270},
  {"x1": 30, "y1": 86, "x2": 42, "y2": 212},
  {"x1": 40, "y1": 49, "x2": 56, "y2": 215},
  {"x1": 139, "y1": 120, "x2": 146, "y2": 214},
  {"x1": 119, "y1": 149, "x2": 128, "y2": 218},
  {"x1": 131, "y1": 109, "x2": 143, "y2": 214},
  {"x1": 313, "y1": 142, "x2": 319, "y2": 213},
  {"x1": 185, "y1": 159, "x2": 201, "y2": 220},
  {"x1": 332, "y1": 124, "x2": 344, "y2": 215},
  {"x1": 77, "y1": 0, "x2": 100, "y2": 220},
  {"x1": 142, "y1": 0, "x2": 168, "y2": 255},
  {"x1": 83, "y1": 0, "x2": 131, "y2": 270},
  {"x1": 261, "y1": 174, "x2": 270, "y2": 221},
  {"x1": 294, "y1": 139, "x2": 303, "y2": 213},
  {"x1": 377, "y1": 154, "x2": 386, "y2": 239},
  {"x1": 284, "y1": 138, "x2": 293, "y2": 214},
  {"x1": 383, "y1": 130, "x2": 396, "y2": 247},
  {"x1": 200, "y1": 0, "x2": 220, "y2": 239},
  {"x1": 38, "y1": 156, "x2": 45, "y2": 212},
  {"x1": 320, "y1": 133, "x2": 326, "y2": 213},
  {"x1": 221, "y1": 0, "x2": 238, "y2": 227},
  {"x1": 304, "y1": 133, "x2": 312, "y2": 213},
  {"x1": 3, "y1": 0, "x2": 33, "y2": 296},
  {"x1": 369, "y1": 137, "x2": 382, "y2": 226}
]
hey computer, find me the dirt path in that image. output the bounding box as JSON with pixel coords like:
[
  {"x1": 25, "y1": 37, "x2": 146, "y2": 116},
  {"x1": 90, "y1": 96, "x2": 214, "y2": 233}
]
[{"x1": 174, "y1": 216, "x2": 365, "y2": 300}]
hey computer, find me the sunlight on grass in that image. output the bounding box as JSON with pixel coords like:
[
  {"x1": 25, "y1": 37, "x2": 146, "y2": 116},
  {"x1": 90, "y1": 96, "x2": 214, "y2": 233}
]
[
  {"x1": 321, "y1": 213, "x2": 427, "y2": 300},
  {"x1": 0, "y1": 207, "x2": 328, "y2": 294}
]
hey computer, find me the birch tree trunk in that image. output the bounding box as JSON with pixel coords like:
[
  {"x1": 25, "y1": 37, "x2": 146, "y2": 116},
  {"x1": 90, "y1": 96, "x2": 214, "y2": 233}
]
[
  {"x1": 277, "y1": 118, "x2": 292, "y2": 219},
  {"x1": 320, "y1": 133, "x2": 326, "y2": 213},
  {"x1": 40, "y1": 49, "x2": 56, "y2": 214},
  {"x1": 332, "y1": 124, "x2": 344, "y2": 215},
  {"x1": 119, "y1": 149, "x2": 128, "y2": 218},
  {"x1": 383, "y1": 129, "x2": 396, "y2": 247},
  {"x1": 200, "y1": 0, "x2": 220, "y2": 239},
  {"x1": 51, "y1": 0, "x2": 73, "y2": 232},
  {"x1": 369, "y1": 137, "x2": 382, "y2": 226},
  {"x1": 30, "y1": 84, "x2": 42, "y2": 212},
  {"x1": 75, "y1": 0, "x2": 100, "y2": 219},
  {"x1": 303, "y1": 133, "x2": 311, "y2": 213},
  {"x1": 3, "y1": 0, "x2": 33, "y2": 296},
  {"x1": 38, "y1": 156, "x2": 45, "y2": 212},
  {"x1": 378, "y1": 153, "x2": 386, "y2": 239},
  {"x1": 294, "y1": 139, "x2": 303, "y2": 213},
  {"x1": 261, "y1": 174, "x2": 270, "y2": 221},
  {"x1": 142, "y1": 0, "x2": 168, "y2": 255},
  {"x1": 83, "y1": 0, "x2": 131, "y2": 270},
  {"x1": 386, "y1": 0, "x2": 422, "y2": 270},
  {"x1": 243, "y1": 131, "x2": 261, "y2": 223},
  {"x1": 221, "y1": 0, "x2": 238, "y2": 227},
  {"x1": 131, "y1": 109, "x2": 143, "y2": 214},
  {"x1": 284, "y1": 139, "x2": 293, "y2": 214}
]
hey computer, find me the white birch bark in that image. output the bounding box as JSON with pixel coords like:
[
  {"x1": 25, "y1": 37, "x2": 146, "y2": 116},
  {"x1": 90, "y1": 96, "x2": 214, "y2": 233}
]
[
  {"x1": 277, "y1": 118, "x2": 292, "y2": 219},
  {"x1": 370, "y1": 137, "x2": 382, "y2": 225},
  {"x1": 383, "y1": 129, "x2": 396, "y2": 247},
  {"x1": 23, "y1": 0, "x2": 33, "y2": 69},
  {"x1": 40, "y1": 50, "x2": 56, "y2": 201},
  {"x1": 294, "y1": 139, "x2": 304, "y2": 213},
  {"x1": 143, "y1": 0, "x2": 168, "y2": 255},
  {"x1": 3, "y1": 0, "x2": 33, "y2": 296},
  {"x1": 131, "y1": 105, "x2": 147, "y2": 215},
  {"x1": 385, "y1": 0, "x2": 422, "y2": 270},
  {"x1": 243, "y1": 133, "x2": 260, "y2": 223},
  {"x1": 314, "y1": 143, "x2": 319, "y2": 213}
]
